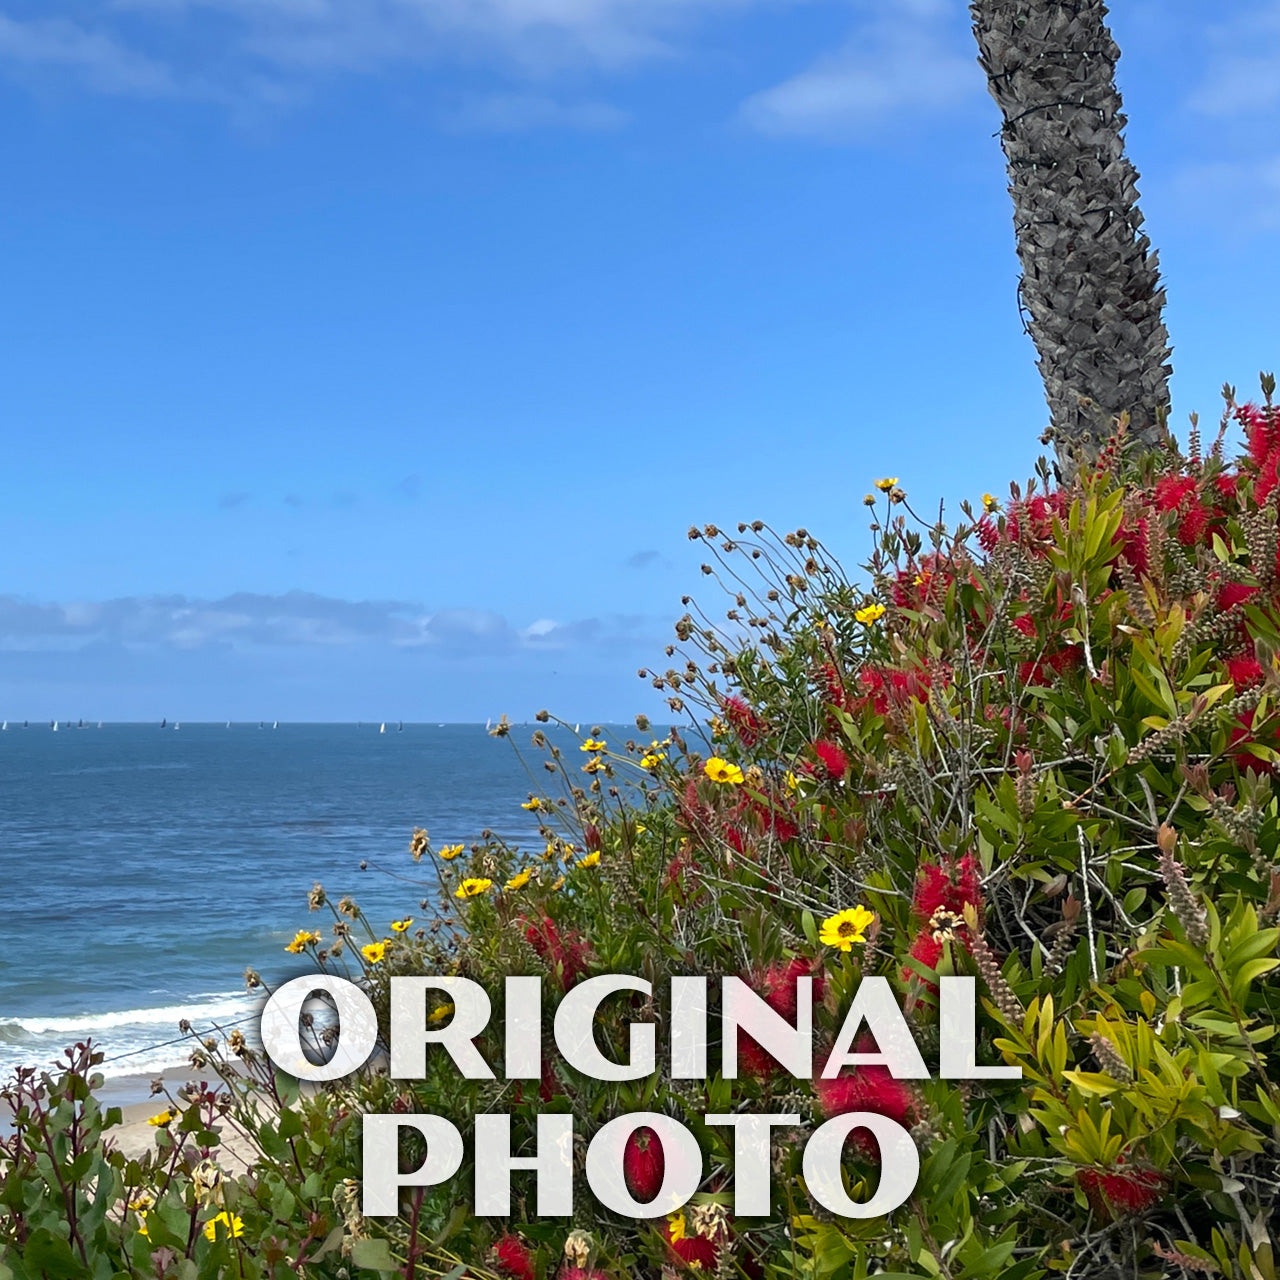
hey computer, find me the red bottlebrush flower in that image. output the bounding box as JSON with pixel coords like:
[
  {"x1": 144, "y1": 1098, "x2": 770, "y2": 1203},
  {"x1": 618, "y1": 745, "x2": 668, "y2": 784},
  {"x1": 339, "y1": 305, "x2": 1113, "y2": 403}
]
[
  {"x1": 1012, "y1": 614, "x2": 1037, "y2": 638},
  {"x1": 1238, "y1": 402, "x2": 1280, "y2": 466},
  {"x1": 494, "y1": 1235, "x2": 537, "y2": 1280},
  {"x1": 623, "y1": 1126, "x2": 665, "y2": 1202},
  {"x1": 1226, "y1": 654, "x2": 1265, "y2": 689},
  {"x1": 1076, "y1": 1166, "x2": 1166, "y2": 1219},
  {"x1": 810, "y1": 738, "x2": 849, "y2": 781},
  {"x1": 1229, "y1": 707, "x2": 1278, "y2": 776},
  {"x1": 911, "y1": 853, "x2": 983, "y2": 921},
  {"x1": 976, "y1": 514, "x2": 1001, "y2": 553},
  {"x1": 1176, "y1": 499, "x2": 1211, "y2": 547},
  {"x1": 722, "y1": 695, "x2": 766, "y2": 748},
  {"x1": 663, "y1": 1212, "x2": 729, "y2": 1272},
  {"x1": 814, "y1": 1044, "x2": 915, "y2": 1156},
  {"x1": 818, "y1": 662, "x2": 848, "y2": 709},
  {"x1": 1215, "y1": 471, "x2": 1241, "y2": 499},
  {"x1": 523, "y1": 916, "x2": 591, "y2": 990},
  {"x1": 903, "y1": 930, "x2": 944, "y2": 985},
  {"x1": 1218, "y1": 582, "x2": 1260, "y2": 612},
  {"x1": 1115, "y1": 516, "x2": 1150, "y2": 576},
  {"x1": 1154, "y1": 474, "x2": 1197, "y2": 512},
  {"x1": 540, "y1": 1059, "x2": 560, "y2": 1103},
  {"x1": 739, "y1": 957, "x2": 826, "y2": 1078}
]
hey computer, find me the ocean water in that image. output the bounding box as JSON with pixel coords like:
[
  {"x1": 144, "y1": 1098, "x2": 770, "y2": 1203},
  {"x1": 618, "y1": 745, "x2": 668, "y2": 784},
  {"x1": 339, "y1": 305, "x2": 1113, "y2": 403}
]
[{"x1": 0, "y1": 721, "x2": 619, "y2": 1082}]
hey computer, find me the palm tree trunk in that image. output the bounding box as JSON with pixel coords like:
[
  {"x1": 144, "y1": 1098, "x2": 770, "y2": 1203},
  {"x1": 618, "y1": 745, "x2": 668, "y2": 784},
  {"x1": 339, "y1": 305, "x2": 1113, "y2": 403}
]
[{"x1": 971, "y1": 0, "x2": 1172, "y2": 470}]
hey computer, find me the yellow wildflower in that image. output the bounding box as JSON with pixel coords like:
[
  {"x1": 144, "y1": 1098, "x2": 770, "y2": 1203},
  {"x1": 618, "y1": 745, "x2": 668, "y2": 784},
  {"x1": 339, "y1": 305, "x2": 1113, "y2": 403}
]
[
  {"x1": 147, "y1": 1110, "x2": 174, "y2": 1128},
  {"x1": 581, "y1": 757, "x2": 604, "y2": 774},
  {"x1": 203, "y1": 1211, "x2": 244, "y2": 1242},
  {"x1": 137, "y1": 1212, "x2": 152, "y2": 1239},
  {"x1": 874, "y1": 477, "x2": 898, "y2": 492},
  {"x1": 428, "y1": 1003, "x2": 455, "y2": 1023},
  {"x1": 577, "y1": 850, "x2": 601, "y2": 869},
  {"x1": 640, "y1": 752, "x2": 665, "y2": 769},
  {"x1": 551, "y1": 875, "x2": 565, "y2": 891},
  {"x1": 521, "y1": 797, "x2": 543, "y2": 811},
  {"x1": 455, "y1": 877, "x2": 494, "y2": 899},
  {"x1": 710, "y1": 716, "x2": 727, "y2": 738},
  {"x1": 854, "y1": 603, "x2": 886, "y2": 625},
  {"x1": 668, "y1": 1210, "x2": 687, "y2": 1242},
  {"x1": 390, "y1": 918, "x2": 413, "y2": 933},
  {"x1": 580, "y1": 738, "x2": 607, "y2": 752},
  {"x1": 982, "y1": 493, "x2": 999, "y2": 513},
  {"x1": 784, "y1": 770, "x2": 799, "y2": 793},
  {"x1": 541, "y1": 843, "x2": 558, "y2": 862},
  {"x1": 819, "y1": 905, "x2": 876, "y2": 952},
  {"x1": 704, "y1": 757, "x2": 745, "y2": 785},
  {"x1": 284, "y1": 929, "x2": 321, "y2": 954},
  {"x1": 128, "y1": 1192, "x2": 155, "y2": 1212},
  {"x1": 438, "y1": 843, "x2": 465, "y2": 860},
  {"x1": 505, "y1": 868, "x2": 533, "y2": 891},
  {"x1": 410, "y1": 827, "x2": 429, "y2": 861},
  {"x1": 361, "y1": 941, "x2": 389, "y2": 964}
]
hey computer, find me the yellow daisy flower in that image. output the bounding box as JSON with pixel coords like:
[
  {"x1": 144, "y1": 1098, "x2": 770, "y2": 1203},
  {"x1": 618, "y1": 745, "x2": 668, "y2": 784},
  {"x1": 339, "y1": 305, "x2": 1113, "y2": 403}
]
[
  {"x1": 704, "y1": 757, "x2": 745, "y2": 785},
  {"x1": 505, "y1": 868, "x2": 533, "y2": 891},
  {"x1": 577, "y1": 851, "x2": 601, "y2": 869},
  {"x1": 982, "y1": 493, "x2": 999, "y2": 513},
  {"x1": 390, "y1": 918, "x2": 413, "y2": 933},
  {"x1": 147, "y1": 1110, "x2": 173, "y2": 1128},
  {"x1": 361, "y1": 941, "x2": 389, "y2": 964},
  {"x1": 521, "y1": 797, "x2": 543, "y2": 811},
  {"x1": 854, "y1": 603, "x2": 886, "y2": 625},
  {"x1": 455, "y1": 877, "x2": 494, "y2": 899},
  {"x1": 640, "y1": 752, "x2": 665, "y2": 768},
  {"x1": 581, "y1": 757, "x2": 604, "y2": 774},
  {"x1": 284, "y1": 929, "x2": 321, "y2": 954},
  {"x1": 428, "y1": 1003, "x2": 455, "y2": 1023},
  {"x1": 667, "y1": 1210, "x2": 687, "y2": 1242},
  {"x1": 551, "y1": 875, "x2": 566, "y2": 891},
  {"x1": 203, "y1": 1211, "x2": 244, "y2": 1242},
  {"x1": 580, "y1": 738, "x2": 607, "y2": 752},
  {"x1": 784, "y1": 770, "x2": 799, "y2": 793},
  {"x1": 818, "y1": 905, "x2": 876, "y2": 952},
  {"x1": 874, "y1": 477, "x2": 898, "y2": 492},
  {"x1": 438, "y1": 843, "x2": 465, "y2": 860}
]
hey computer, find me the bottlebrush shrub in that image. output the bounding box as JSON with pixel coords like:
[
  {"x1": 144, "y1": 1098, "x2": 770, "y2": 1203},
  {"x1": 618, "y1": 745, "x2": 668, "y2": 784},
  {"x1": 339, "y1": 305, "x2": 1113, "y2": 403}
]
[{"x1": 8, "y1": 388, "x2": 1280, "y2": 1280}]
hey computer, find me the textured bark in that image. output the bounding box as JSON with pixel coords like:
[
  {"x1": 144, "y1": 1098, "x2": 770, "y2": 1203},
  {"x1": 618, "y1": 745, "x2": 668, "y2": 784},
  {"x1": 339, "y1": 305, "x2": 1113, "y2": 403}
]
[{"x1": 971, "y1": 0, "x2": 1172, "y2": 469}]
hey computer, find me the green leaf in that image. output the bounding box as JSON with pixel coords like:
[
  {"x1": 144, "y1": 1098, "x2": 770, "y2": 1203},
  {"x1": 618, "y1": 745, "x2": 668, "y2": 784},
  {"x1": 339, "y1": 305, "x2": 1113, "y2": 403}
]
[{"x1": 349, "y1": 1237, "x2": 397, "y2": 1273}]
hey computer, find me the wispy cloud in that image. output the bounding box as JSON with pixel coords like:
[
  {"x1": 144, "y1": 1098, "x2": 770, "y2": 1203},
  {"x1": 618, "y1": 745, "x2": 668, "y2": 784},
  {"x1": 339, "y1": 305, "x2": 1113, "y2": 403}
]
[
  {"x1": 0, "y1": 591, "x2": 653, "y2": 657},
  {"x1": 439, "y1": 91, "x2": 627, "y2": 133},
  {"x1": 1187, "y1": 3, "x2": 1280, "y2": 116},
  {"x1": 740, "y1": 2, "x2": 977, "y2": 141},
  {"x1": 1170, "y1": 155, "x2": 1280, "y2": 233},
  {"x1": 0, "y1": 13, "x2": 176, "y2": 95}
]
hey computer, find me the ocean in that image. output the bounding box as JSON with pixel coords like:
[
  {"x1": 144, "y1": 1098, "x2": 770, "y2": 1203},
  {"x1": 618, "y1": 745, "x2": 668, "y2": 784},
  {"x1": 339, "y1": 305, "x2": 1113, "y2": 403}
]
[{"x1": 0, "y1": 721, "x2": 627, "y2": 1084}]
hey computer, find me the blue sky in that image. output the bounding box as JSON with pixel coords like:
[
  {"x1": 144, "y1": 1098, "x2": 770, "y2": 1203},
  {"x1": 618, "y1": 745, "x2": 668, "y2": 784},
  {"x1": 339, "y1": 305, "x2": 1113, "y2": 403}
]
[{"x1": 1, "y1": 0, "x2": 1278, "y2": 721}]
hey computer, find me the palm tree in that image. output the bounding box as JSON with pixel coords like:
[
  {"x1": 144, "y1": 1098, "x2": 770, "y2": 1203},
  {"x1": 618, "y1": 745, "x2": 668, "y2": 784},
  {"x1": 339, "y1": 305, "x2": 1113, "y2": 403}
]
[{"x1": 971, "y1": 0, "x2": 1172, "y2": 470}]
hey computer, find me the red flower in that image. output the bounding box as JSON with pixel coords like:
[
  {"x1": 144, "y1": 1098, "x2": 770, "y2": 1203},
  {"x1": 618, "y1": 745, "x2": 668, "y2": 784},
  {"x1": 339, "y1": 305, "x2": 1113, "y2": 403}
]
[
  {"x1": 722, "y1": 696, "x2": 766, "y2": 748},
  {"x1": 1154, "y1": 474, "x2": 1197, "y2": 512},
  {"x1": 623, "y1": 1126, "x2": 665, "y2": 1202},
  {"x1": 1076, "y1": 1166, "x2": 1166, "y2": 1219},
  {"x1": 739, "y1": 958, "x2": 826, "y2": 1078},
  {"x1": 1226, "y1": 654, "x2": 1265, "y2": 689},
  {"x1": 1115, "y1": 516, "x2": 1150, "y2": 576},
  {"x1": 814, "y1": 1044, "x2": 915, "y2": 1156},
  {"x1": 902, "y1": 931, "x2": 945, "y2": 988},
  {"x1": 523, "y1": 916, "x2": 591, "y2": 990},
  {"x1": 663, "y1": 1214, "x2": 729, "y2": 1271},
  {"x1": 1229, "y1": 707, "x2": 1277, "y2": 776},
  {"x1": 911, "y1": 853, "x2": 983, "y2": 921},
  {"x1": 494, "y1": 1235, "x2": 536, "y2": 1280},
  {"x1": 1176, "y1": 499, "x2": 1212, "y2": 547},
  {"x1": 810, "y1": 739, "x2": 849, "y2": 782},
  {"x1": 1218, "y1": 582, "x2": 1260, "y2": 613}
]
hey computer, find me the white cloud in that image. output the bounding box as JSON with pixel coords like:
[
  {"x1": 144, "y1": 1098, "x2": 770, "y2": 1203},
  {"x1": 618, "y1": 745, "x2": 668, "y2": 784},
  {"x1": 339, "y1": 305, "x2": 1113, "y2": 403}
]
[
  {"x1": 0, "y1": 13, "x2": 176, "y2": 95},
  {"x1": 439, "y1": 90, "x2": 627, "y2": 133},
  {"x1": 740, "y1": 3, "x2": 976, "y2": 141},
  {"x1": 1171, "y1": 155, "x2": 1280, "y2": 233},
  {"x1": 1187, "y1": 3, "x2": 1280, "y2": 116}
]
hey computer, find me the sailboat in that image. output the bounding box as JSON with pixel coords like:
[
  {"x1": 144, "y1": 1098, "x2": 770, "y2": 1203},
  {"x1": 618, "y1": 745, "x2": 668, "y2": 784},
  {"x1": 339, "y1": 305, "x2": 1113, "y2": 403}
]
[
  {"x1": 1, "y1": 722, "x2": 6, "y2": 731},
  {"x1": 174, "y1": 722, "x2": 180, "y2": 730},
  {"x1": 379, "y1": 722, "x2": 386, "y2": 734},
  {"x1": 272, "y1": 721, "x2": 278, "y2": 730},
  {"x1": 226, "y1": 721, "x2": 231, "y2": 728},
  {"x1": 397, "y1": 720, "x2": 403, "y2": 732},
  {"x1": 160, "y1": 718, "x2": 167, "y2": 729},
  {"x1": 51, "y1": 721, "x2": 58, "y2": 732},
  {"x1": 97, "y1": 722, "x2": 102, "y2": 729}
]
